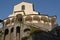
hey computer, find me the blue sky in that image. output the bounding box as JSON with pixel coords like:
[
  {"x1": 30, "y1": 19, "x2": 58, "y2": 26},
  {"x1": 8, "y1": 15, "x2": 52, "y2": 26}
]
[{"x1": 0, "y1": 0, "x2": 60, "y2": 27}]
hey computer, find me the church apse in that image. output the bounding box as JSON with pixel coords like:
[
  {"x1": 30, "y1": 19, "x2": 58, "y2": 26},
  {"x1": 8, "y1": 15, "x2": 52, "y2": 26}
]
[{"x1": 0, "y1": 2, "x2": 57, "y2": 40}]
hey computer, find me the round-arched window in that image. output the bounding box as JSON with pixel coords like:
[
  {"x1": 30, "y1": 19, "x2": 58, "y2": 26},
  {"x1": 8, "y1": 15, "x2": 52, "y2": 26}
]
[
  {"x1": 16, "y1": 14, "x2": 22, "y2": 22},
  {"x1": 5, "y1": 29, "x2": 9, "y2": 36},
  {"x1": 16, "y1": 26, "x2": 20, "y2": 33},
  {"x1": 22, "y1": 5, "x2": 25, "y2": 10},
  {"x1": 24, "y1": 28, "x2": 30, "y2": 32},
  {"x1": 11, "y1": 27, "x2": 14, "y2": 33}
]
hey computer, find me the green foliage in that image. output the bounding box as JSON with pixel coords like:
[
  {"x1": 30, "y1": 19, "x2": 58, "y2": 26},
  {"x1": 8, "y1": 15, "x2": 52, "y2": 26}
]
[
  {"x1": 29, "y1": 25, "x2": 36, "y2": 32},
  {"x1": 21, "y1": 37, "x2": 29, "y2": 40}
]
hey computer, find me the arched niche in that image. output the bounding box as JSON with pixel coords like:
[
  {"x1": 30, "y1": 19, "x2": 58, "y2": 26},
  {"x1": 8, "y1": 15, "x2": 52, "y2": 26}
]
[
  {"x1": 33, "y1": 15, "x2": 40, "y2": 21},
  {"x1": 51, "y1": 16, "x2": 56, "y2": 24},
  {"x1": 24, "y1": 28, "x2": 31, "y2": 35},
  {"x1": 11, "y1": 18, "x2": 14, "y2": 23},
  {"x1": 24, "y1": 28, "x2": 30, "y2": 32},
  {"x1": 16, "y1": 14, "x2": 23, "y2": 22},
  {"x1": 25, "y1": 16, "x2": 32, "y2": 22},
  {"x1": 41, "y1": 16, "x2": 48, "y2": 22},
  {"x1": 5, "y1": 19, "x2": 10, "y2": 25}
]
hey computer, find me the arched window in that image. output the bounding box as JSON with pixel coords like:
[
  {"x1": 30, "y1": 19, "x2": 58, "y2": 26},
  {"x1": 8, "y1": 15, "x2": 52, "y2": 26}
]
[
  {"x1": 11, "y1": 18, "x2": 14, "y2": 23},
  {"x1": 4, "y1": 29, "x2": 9, "y2": 36},
  {"x1": 16, "y1": 14, "x2": 22, "y2": 22},
  {"x1": 16, "y1": 26, "x2": 20, "y2": 40},
  {"x1": 16, "y1": 26, "x2": 20, "y2": 33},
  {"x1": 11, "y1": 27, "x2": 14, "y2": 33},
  {"x1": 24, "y1": 28, "x2": 30, "y2": 32},
  {"x1": 22, "y1": 5, "x2": 25, "y2": 10},
  {"x1": 5, "y1": 19, "x2": 10, "y2": 25}
]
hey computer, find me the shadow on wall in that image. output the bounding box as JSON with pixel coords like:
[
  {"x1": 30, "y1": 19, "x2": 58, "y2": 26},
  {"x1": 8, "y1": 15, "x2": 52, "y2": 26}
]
[{"x1": 32, "y1": 29, "x2": 60, "y2": 40}]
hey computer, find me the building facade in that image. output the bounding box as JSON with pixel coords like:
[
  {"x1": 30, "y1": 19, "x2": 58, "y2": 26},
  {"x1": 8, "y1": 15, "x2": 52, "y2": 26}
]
[{"x1": 0, "y1": 2, "x2": 57, "y2": 40}]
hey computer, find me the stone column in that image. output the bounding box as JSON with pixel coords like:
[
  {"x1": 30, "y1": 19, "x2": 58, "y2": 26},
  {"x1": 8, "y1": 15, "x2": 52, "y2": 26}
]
[
  {"x1": 1, "y1": 31, "x2": 4, "y2": 40},
  {"x1": 13, "y1": 27, "x2": 16, "y2": 40},
  {"x1": 13, "y1": 17, "x2": 17, "y2": 40},
  {"x1": 20, "y1": 24, "x2": 24, "y2": 40},
  {"x1": 10, "y1": 27, "x2": 14, "y2": 40},
  {"x1": 8, "y1": 28, "x2": 10, "y2": 40}
]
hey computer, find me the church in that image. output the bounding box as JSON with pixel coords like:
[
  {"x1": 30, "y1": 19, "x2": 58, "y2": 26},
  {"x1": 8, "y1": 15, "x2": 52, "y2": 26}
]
[{"x1": 0, "y1": 2, "x2": 57, "y2": 40}]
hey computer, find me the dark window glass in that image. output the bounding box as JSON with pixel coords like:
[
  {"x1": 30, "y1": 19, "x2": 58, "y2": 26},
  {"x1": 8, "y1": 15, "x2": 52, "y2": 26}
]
[
  {"x1": 22, "y1": 5, "x2": 25, "y2": 10},
  {"x1": 5, "y1": 29, "x2": 9, "y2": 36},
  {"x1": 16, "y1": 26, "x2": 20, "y2": 33},
  {"x1": 11, "y1": 28, "x2": 14, "y2": 33}
]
